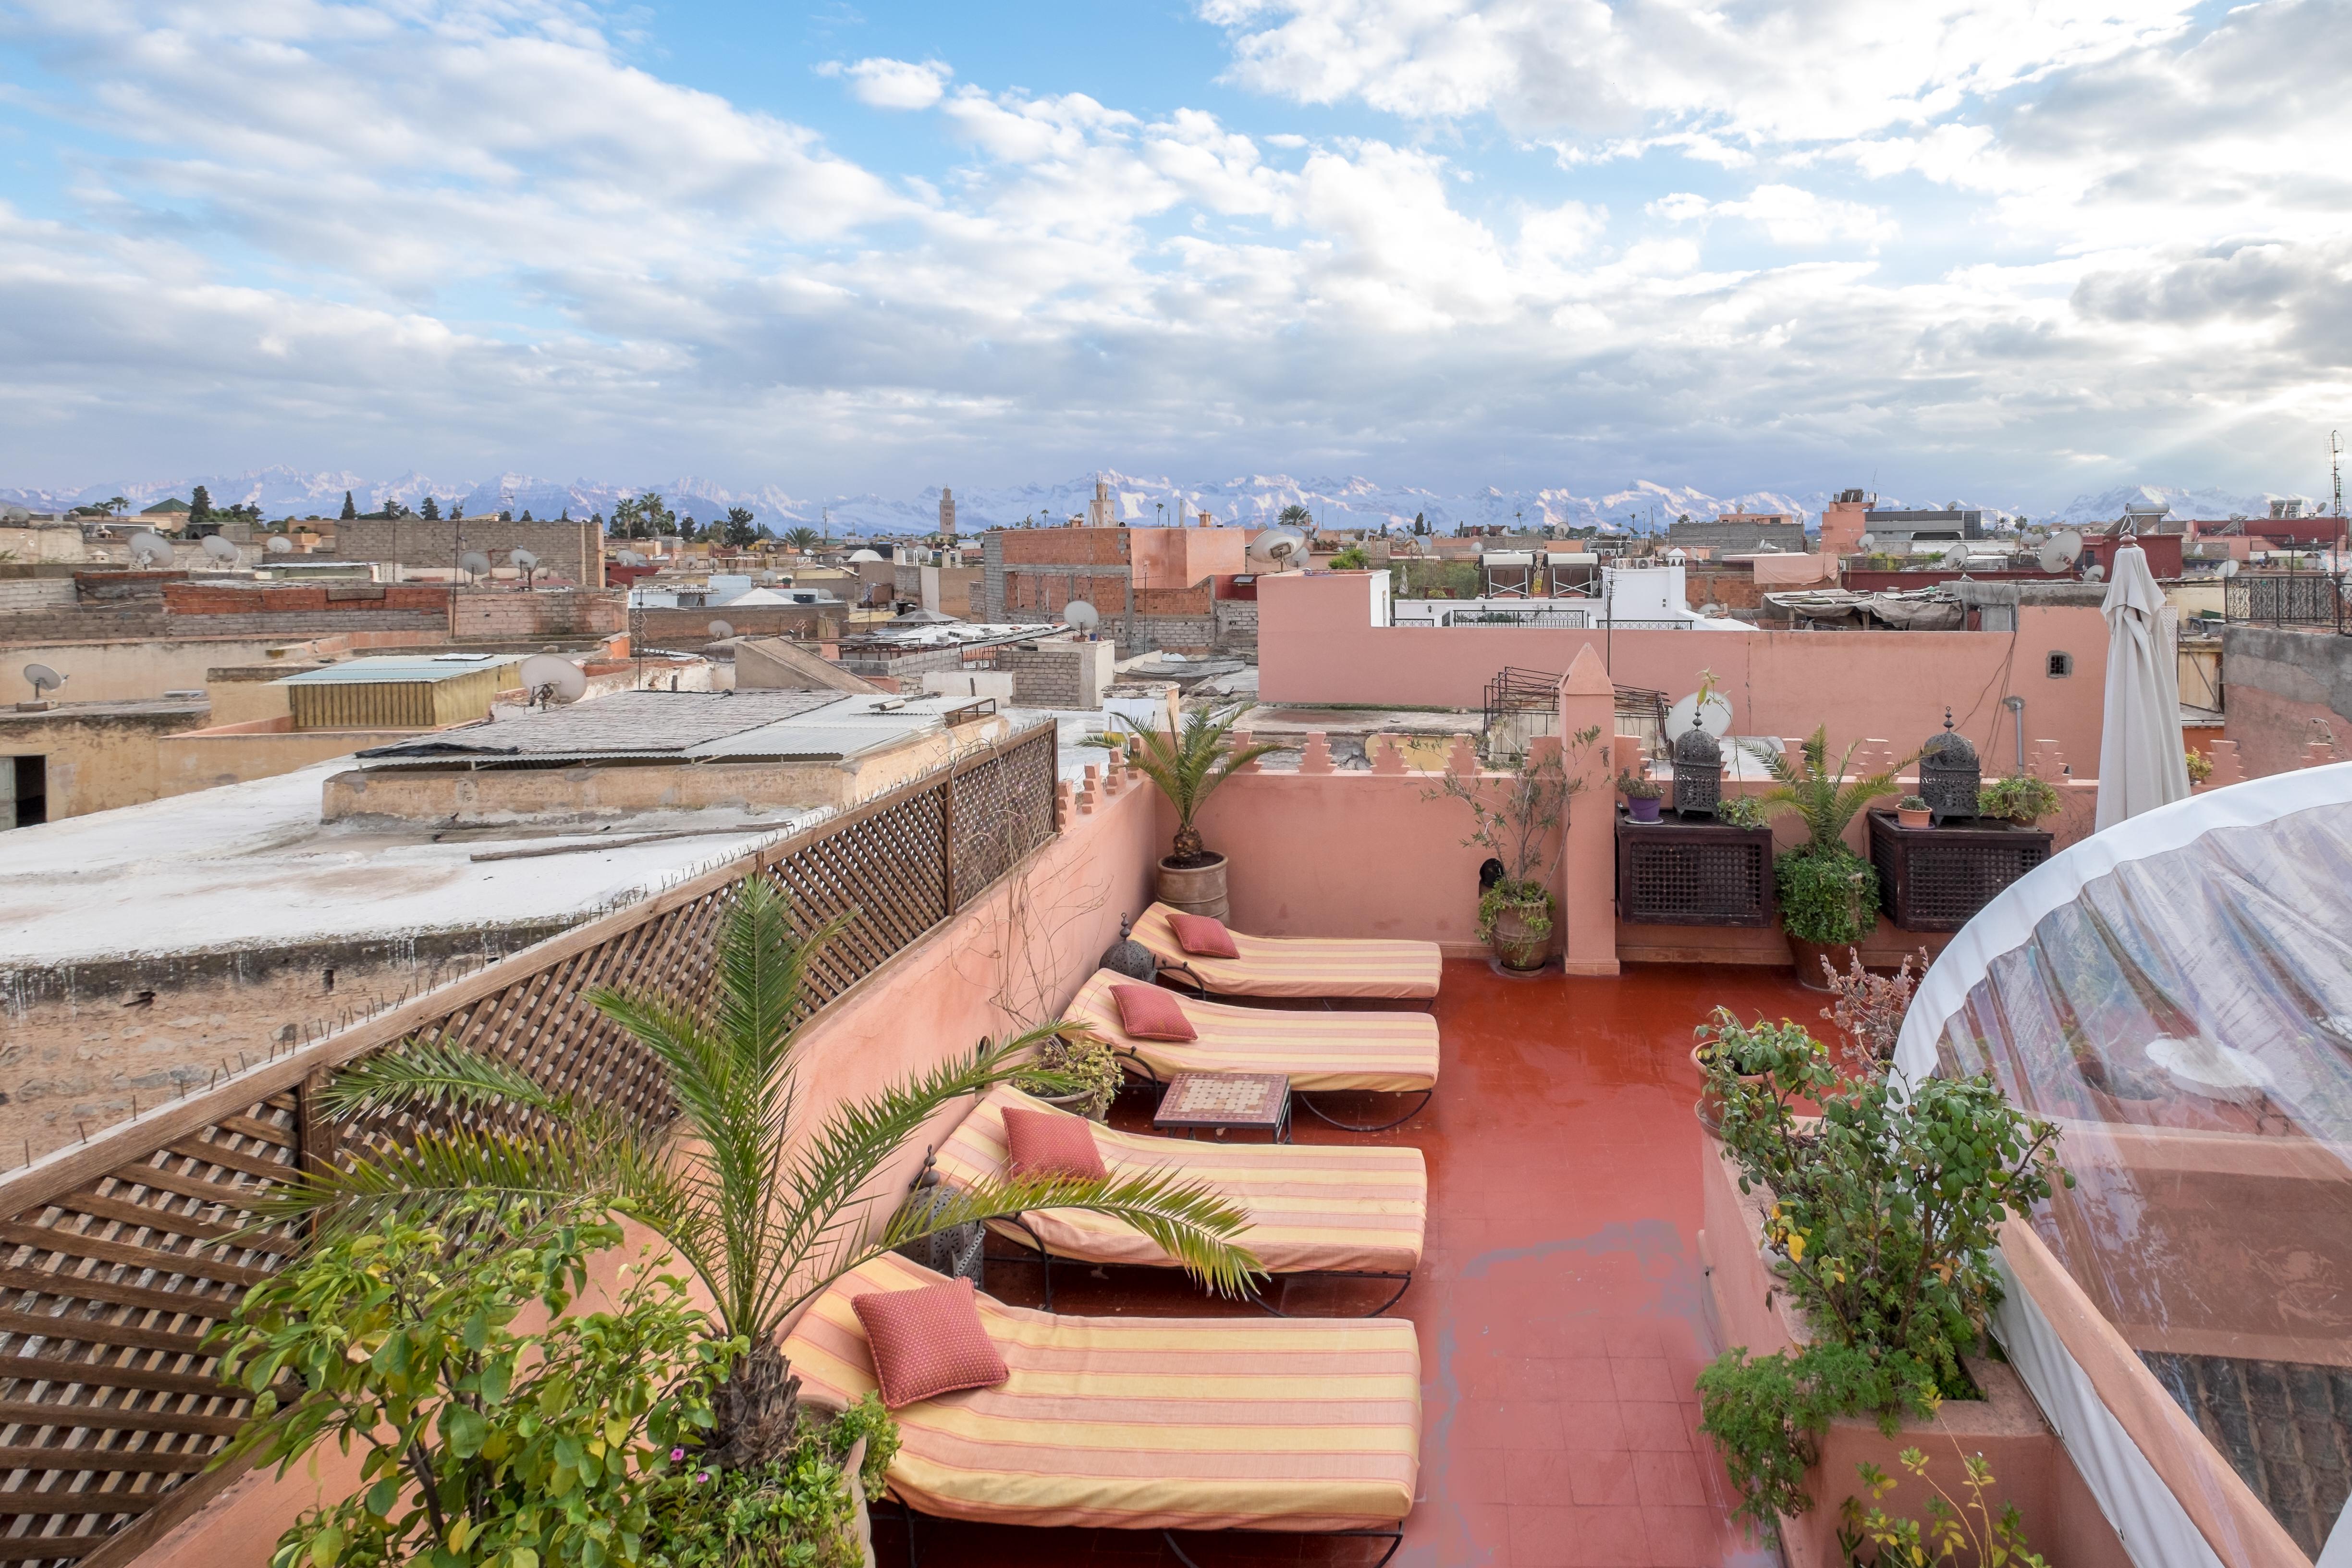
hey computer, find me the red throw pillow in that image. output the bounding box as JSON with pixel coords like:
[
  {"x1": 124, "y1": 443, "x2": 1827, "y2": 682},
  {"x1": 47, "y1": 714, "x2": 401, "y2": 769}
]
[
  {"x1": 1168, "y1": 911, "x2": 1240, "y2": 959},
  {"x1": 1002, "y1": 1107, "x2": 1108, "y2": 1179},
  {"x1": 852, "y1": 1277, "x2": 1010, "y2": 1410},
  {"x1": 1111, "y1": 983, "x2": 1198, "y2": 1042}
]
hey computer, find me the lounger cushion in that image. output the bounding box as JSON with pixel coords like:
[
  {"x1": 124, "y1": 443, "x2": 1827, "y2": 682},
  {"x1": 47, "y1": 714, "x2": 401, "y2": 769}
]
[
  {"x1": 783, "y1": 1253, "x2": 1421, "y2": 1532},
  {"x1": 1111, "y1": 982, "x2": 1197, "y2": 1041},
  {"x1": 1069, "y1": 969, "x2": 1439, "y2": 1094},
  {"x1": 940, "y1": 1085, "x2": 1427, "y2": 1275},
  {"x1": 852, "y1": 1277, "x2": 1009, "y2": 1409},
  {"x1": 1168, "y1": 911, "x2": 1240, "y2": 958},
  {"x1": 1001, "y1": 1107, "x2": 1106, "y2": 1179},
  {"x1": 1132, "y1": 903, "x2": 1441, "y2": 1000}
]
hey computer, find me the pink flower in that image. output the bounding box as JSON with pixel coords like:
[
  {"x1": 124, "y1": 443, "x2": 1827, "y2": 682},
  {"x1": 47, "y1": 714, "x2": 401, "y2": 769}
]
[
  {"x1": 671, "y1": 1448, "x2": 685, "y2": 1462},
  {"x1": 696, "y1": 1471, "x2": 710, "y2": 1484}
]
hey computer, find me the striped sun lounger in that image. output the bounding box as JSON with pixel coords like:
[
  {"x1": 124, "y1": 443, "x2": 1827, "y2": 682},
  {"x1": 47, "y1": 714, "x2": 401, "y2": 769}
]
[
  {"x1": 1130, "y1": 902, "x2": 1443, "y2": 1004},
  {"x1": 781, "y1": 1252, "x2": 1421, "y2": 1559},
  {"x1": 934, "y1": 1084, "x2": 1426, "y2": 1313}
]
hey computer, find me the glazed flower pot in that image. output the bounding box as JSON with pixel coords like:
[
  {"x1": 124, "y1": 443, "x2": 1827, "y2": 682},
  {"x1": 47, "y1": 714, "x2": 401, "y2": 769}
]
[
  {"x1": 1897, "y1": 806, "x2": 1932, "y2": 829},
  {"x1": 1691, "y1": 1044, "x2": 1769, "y2": 1133},
  {"x1": 1627, "y1": 796, "x2": 1662, "y2": 823},
  {"x1": 1156, "y1": 853, "x2": 1230, "y2": 921},
  {"x1": 1788, "y1": 936, "x2": 1863, "y2": 992},
  {"x1": 1489, "y1": 903, "x2": 1552, "y2": 971}
]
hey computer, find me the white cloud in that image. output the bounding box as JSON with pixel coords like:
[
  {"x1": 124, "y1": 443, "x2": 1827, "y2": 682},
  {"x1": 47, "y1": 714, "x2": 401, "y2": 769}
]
[
  {"x1": 1650, "y1": 184, "x2": 1899, "y2": 248},
  {"x1": 820, "y1": 56, "x2": 954, "y2": 110}
]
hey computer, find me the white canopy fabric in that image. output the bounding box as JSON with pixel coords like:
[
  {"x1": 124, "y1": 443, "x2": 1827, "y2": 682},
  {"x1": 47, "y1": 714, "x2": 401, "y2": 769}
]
[
  {"x1": 1896, "y1": 763, "x2": 2352, "y2": 1564},
  {"x1": 2096, "y1": 542, "x2": 2192, "y2": 832}
]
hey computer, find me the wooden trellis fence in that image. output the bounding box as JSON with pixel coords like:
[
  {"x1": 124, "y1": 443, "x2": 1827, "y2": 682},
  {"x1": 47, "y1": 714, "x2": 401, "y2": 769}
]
[{"x1": 0, "y1": 722, "x2": 1060, "y2": 1567}]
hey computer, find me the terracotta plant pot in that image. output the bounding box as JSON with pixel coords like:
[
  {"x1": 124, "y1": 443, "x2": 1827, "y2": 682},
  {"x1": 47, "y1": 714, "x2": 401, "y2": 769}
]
[
  {"x1": 1489, "y1": 902, "x2": 1552, "y2": 971},
  {"x1": 1897, "y1": 806, "x2": 1932, "y2": 829},
  {"x1": 1156, "y1": 852, "x2": 1230, "y2": 921},
  {"x1": 1788, "y1": 936, "x2": 1863, "y2": 992},
  {"x1": 1627, "y1": 796, "x2": 1662, "y2": 822},
  {"x1": 1691, "y1": 1044, "x2": 1769, "y2": 1133}
]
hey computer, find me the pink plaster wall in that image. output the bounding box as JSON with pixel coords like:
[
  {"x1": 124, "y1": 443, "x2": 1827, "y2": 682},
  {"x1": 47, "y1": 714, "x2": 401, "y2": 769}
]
[
  {"x1": 150, "y1": 784, "x2": 1160, "y2": 1566},
  {"x1": 1127, "y1": 526, "x2": 1248, "y2": 590},
  {"x1": 1257, "y1": 572, "x2": 2111, "y2": 773}
]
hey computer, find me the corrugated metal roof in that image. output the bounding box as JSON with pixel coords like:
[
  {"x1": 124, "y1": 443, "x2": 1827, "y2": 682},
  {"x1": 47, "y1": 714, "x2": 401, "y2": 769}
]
[
  {"x1": 690, "y1": 714, "x2": 942, "y2": 760},
  {"x1": 356, "y1": 688, "x2": 852, "y2": 760},
  {"x1": 276, "y1": 654, "x2": 518, "y2": 687}
]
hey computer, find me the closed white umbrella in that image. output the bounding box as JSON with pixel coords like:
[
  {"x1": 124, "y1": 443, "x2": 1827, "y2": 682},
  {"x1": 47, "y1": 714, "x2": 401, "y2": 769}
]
[{"x1": 2095, "y1": 541, "x2": 2192, "y2": 831}]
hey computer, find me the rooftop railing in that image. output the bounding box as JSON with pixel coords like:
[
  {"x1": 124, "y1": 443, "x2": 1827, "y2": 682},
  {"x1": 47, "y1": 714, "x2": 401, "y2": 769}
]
[{"x1": 0, "y1": 723, "x2": 1060, "y2": 1568}]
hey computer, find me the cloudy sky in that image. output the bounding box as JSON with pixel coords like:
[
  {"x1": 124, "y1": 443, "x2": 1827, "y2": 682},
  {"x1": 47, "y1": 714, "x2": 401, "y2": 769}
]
[{"x1": 0, "y1": 0, "x2": 2345, "y2": 505}]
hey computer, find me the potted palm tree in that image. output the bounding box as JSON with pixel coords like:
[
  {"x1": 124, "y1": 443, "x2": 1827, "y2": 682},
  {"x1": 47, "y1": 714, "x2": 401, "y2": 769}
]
[
  {"x1": 1089, "y1": 701, "x2": 1278, "y2": 921},
  {"x1": 1758, "y1": 728, "x2": 1908, "y2": 990},
  {"x1": 277, "y1": 877, "x2": 1261, "y2": 1470}
]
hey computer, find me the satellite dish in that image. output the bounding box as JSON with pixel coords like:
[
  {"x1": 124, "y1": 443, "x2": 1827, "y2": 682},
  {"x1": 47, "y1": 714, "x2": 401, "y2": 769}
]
[
  {"x1": 758, "y1": 570, "x2": 779, "y2": 585},
  {"x1": 1665, "y1": 690, "x2": 1734, "y2": 740},
  {"x1": 1062, "y1": 600, "x2": 1101, "y2": 632},
  {"x1": 511, "y1": 549, "x2": 539, "y2": 587},
  {"x1": 2037, "y1": 530, "x2": 2083, "y2": 573},
  {"x1": 127, "y1": 532, "x2": 172, "y2": 567},
  {"x1": 1250, "y1": 528, "x2": 1305, "y2": 566},
  {"x1": 459, "y1": 550, "x2": 492, "y2": 582},
  {"x1": 2220, "y1": 558, "x2": 2241, "y2": 578},
  {"x1": 1942, "y1": 544, "x2": 1970, "y2": 570},
  {"x1": 1, "y1": 505, "x2": 31, "y2": 524},
  {"x1": 266, "y1": 534, "x2": 294, "y2": 554},
  {"x1": 2084, "y1": 563, "x2": 2106, "y2": 582},
  {"x1": 616, "y1": 549, "x2": 648, "y2": 568},
  {"x1": 23, "y1": 663, "x2": 65, "y2": 698},
  {"x1": 517, "y1": 654, "x2": 586, "y2": 709},
  {"x1": 707, "y1": 619, "x2": 735, "y2": 639},
  {"x1": 1857, "y1": 533, "x2": 1875, "y2": 552},
  {"x1": 201, "y1": 533, "x2": 240, "y2": 564}
]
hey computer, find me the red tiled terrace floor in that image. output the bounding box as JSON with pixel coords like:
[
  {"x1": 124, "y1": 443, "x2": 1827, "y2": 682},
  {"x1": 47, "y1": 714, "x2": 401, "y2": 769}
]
[{"x1": 885, "y1": 959, "x2": 1816, "y2": 1567}]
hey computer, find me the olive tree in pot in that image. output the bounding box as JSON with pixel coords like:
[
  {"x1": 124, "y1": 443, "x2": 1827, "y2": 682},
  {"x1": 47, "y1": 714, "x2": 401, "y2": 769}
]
[
  {"x1": 1758, "y1": 728, "x2": 1907, "y2": 990},
  {"x1": 1089, "y1": 701, "x2": 1278, "y2": 921},
  {"x1": 1426, "y1": 726, "x2": 1601, "y2": 971}
]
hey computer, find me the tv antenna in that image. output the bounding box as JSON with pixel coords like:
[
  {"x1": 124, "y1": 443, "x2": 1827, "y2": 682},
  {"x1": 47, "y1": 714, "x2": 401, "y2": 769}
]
[
  {"x1": 2332, "y1": 430, "x2": 2344, "y2": 517},
  {"x1": 126, "y1": 532, "x2": 172, "y2": 568},
  {"x1": 517, "y1": 654, "x2": 586, "y2": 710},
  {"x1": 200, "y1": 534, "x2": 240, "y2": 565},
  {"x1": 22, "y1": 662, "x2": 65, "y2": 704}
]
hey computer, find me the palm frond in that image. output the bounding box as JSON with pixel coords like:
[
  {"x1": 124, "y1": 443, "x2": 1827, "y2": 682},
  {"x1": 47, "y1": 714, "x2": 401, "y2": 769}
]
[
  {"x1": 882, "y1": 1169, "x2": 1264, "y2": 1298},
  {"x1": 313, "y1": 1037, "x2": 568, "y2": 1122}
]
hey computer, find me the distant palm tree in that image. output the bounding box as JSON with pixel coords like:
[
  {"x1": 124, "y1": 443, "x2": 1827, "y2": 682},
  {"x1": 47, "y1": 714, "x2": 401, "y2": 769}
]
[
  {"x1": 277, "y1": 877, "x2": 1260, "y2": 1468},
  {"x1": 784, "y1": 525, "x2": 820, "y2": 551},
  {"x1": 1758, "y1": 727, "x2": 1909, "y2": 854},
  {"x1": 1089, "y1": 702, "x2": 1279, "y2": 866},
  {"x1": 1276, "y1": 503, "x2": 1313, "y2": 531},
  {"x1": 101, "y1": 496, "x2": 128, "y2": 517}
]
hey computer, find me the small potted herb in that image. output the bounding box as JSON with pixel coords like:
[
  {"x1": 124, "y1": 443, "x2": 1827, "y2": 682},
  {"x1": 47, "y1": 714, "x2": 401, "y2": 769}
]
[
  {"x1": 1014, "y1": 1025, "x2": 1125, "y2": 1121},
  {"x1": 1896, "y1": 794, "x2": 1932, "y2": 830},
  {"x1": 1690, "y1": 1007, "x2": 1804, "y2": 1133},
  {"x1": 1618, "y1": 769, "x2": 1665, "y2": 822},
  {"x1": 1976, "y1": 773, "x2": 2062, "y2": 827}
]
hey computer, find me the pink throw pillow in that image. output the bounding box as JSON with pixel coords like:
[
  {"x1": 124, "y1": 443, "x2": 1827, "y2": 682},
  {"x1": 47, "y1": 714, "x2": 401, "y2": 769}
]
[
  {"x1": 1168, "y1": 912, "x2": 1240, "y2": 959},
  {"x1": 1111, "y1": 983, "x2": 1198, "y2": 1042},
  {"x1": 1002, "y1": 1107, "x2": 1109, "y2": 1179},
  {"x1": 852, "y1": 1277, "x2": 1010, "y2": 1410}
]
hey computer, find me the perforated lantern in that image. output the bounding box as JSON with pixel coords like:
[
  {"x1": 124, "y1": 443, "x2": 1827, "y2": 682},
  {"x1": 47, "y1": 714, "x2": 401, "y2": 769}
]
[
  {"x1": 1669, "y1": 713, "x2": 1723, "y2": 818},
  {"x1": 1920, "y1": 708, "x2": 1981, "y2": 823},
  {"x1": 1099, "y1": 914, "x2": 1158, "y2": 982}
]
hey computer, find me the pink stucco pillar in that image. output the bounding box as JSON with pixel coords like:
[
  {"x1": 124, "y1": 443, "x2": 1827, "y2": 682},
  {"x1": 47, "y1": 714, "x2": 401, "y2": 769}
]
[{"x1": 1559, "y1": 645, "x2": 1619, "y2": 977}]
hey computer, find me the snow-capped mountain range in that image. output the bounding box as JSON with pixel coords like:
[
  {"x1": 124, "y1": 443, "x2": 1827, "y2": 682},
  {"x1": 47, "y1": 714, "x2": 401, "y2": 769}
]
[{"x1": 0, "y1": 468, "x2": 2316, "y2": 535}]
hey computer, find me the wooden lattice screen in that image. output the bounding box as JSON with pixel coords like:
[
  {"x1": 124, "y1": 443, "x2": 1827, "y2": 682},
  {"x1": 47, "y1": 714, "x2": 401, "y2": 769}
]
[{"x1": 0, "y1": 723, "x2": 1061, "y2": 1568}]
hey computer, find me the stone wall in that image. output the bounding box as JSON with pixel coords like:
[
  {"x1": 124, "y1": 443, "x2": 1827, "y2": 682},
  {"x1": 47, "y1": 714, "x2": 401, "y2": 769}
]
[
  {"x1": 452, "y1": 588, "x2": 626, "y2": 641},
  {"x1": 999, "y1": 639, "x2": 1115, "y2": 708},
  {"x1": 1214, "y1": 598, "x2": 1259, "y2": 652},
  {"x1": 0, "y1": 923, "x2": 572, "y2": 1163},
  {"x1": 2222, "y1": 625, "x2": 2352, "y2": 777},
  {"x1": 0, "y1": 699, "x2": 213, "y2": 819},
  {"x1": 633, "y1": 601, "x2": 837, "y2": 644},
  {"x1": 333, "y1": 516, "x2": 605, "y2": 587}
]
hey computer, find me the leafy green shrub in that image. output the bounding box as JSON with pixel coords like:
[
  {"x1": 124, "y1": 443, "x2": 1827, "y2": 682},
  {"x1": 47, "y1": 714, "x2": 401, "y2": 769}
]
[
  {"x1": 647, "y1": 1395, "x2": 900, "y2": 1568},
  {"x1": 1477, "y1": 882, "x2": 1553, "y2": 943},
  {"x1": 1776, "y1": 846, "x2": 1879, "y2": 944},
  {"x1": 1715, "y1": 795, "x2": 1766, "y2": 829},
  {"x1": 1838, "y1": 1446, "x2": 2051, "y2": 1567},
  {"x1": 215, "y1": 1203, "x2": 737, "y2": 1568},
  {"x1": 1694, "y1": 1025, "x2": 2069, "y2": 1538},
  {"x1": 1014, "y1": 1024, "x2": 1125, "y2": 1118},
  {"x1": 1976, "y1": 774, "x2": 2062, "y2": 823},
  {"x1": 1692, "y1": 1007, "x2": 1809, "y2": 1076}
]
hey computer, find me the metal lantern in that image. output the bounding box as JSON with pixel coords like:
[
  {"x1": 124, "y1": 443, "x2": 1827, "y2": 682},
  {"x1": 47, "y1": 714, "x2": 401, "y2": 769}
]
[
  {"x1": 1669, "y1": 713, "x2": 1724, "y2": 818},
  {"x1": 1100, "y1": 914, "x2": 1158, "y2": 982},
  {"x1": 1919, "y1": 707, "x2": 1981, "y2": 823}
]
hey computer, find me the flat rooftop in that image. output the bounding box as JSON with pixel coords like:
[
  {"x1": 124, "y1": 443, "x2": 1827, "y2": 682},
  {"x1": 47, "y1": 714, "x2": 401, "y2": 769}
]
[
  {"x1": 0, "y1": 758, "x2": 822, "y2": 968},
  {"x1": 352, "y1": 688, "x2": 999, "y2": 767}
]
